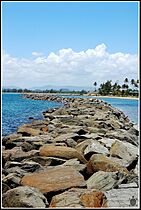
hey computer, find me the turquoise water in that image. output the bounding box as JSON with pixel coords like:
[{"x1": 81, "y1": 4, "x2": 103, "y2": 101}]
[
  {"x1": 2, "y1": 94, "x2": 62, "y2": 136},
  {"x1": 2, "y1": 93, "x2": 139, "y2": 136}
]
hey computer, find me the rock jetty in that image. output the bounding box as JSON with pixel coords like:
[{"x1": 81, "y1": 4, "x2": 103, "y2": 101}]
[{"x1": 2, "y1": 93, "x2": 139, "y2": 208}]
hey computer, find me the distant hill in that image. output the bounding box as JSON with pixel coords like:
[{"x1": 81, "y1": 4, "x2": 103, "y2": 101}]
[
  {"x1": 2, "y1": 86, "x2": 21, "y2": 90},
  {"x1": 31, "y1": 85, "x2": 94, "y2": 91}
]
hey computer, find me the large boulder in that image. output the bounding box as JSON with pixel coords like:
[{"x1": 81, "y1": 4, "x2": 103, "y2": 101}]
[
  {"x1": 2, "y1": 186, "x2": 48, "y2": 208},
  {"x1": 17, "y1": 124, "x2": 43, "y2": 136},
  {"x1": 39, "y1": 145, "x2": 87, "y2": 164},
  {"x1": 104, "y1": 184, "x2": 139, "y2": 207},
  {"x1": 110, "y1": 140, "x2": 138, "y2": 163},
  {"x1": 84, "y1": 140, "x2": 109, "y2": 157},
  {"x1": 49, "y1": 188, "x2": 107, "y2": 208},
  {"x1": 87, "y1": 154, "x2": 128, "y2": 175},
  {"x1": 86, "y1": 171, "x2": 125, "y2": 191},
  {"x1": 21, "y1": 166, "x2": 86, "y2": 194},
  {"x1": 3, "y1": 147, "x2": 39, "y2": 162}
]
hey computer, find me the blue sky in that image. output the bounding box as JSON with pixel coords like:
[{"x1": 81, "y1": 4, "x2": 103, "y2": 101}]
[{"x1": 2, "y1": 1, "x2": 139, "y2": 88}]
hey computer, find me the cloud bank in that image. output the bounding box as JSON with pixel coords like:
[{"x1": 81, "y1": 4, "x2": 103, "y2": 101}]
[{"x1": 2, "y1": 44, "x2": 138, "y2": 88}]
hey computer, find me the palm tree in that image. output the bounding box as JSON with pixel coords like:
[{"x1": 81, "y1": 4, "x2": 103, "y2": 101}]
[
  {"x1": 131, "y1": 79, "x2": 135, "y2": 86},
  {"x1": 93, "y1": 82, "x2": 97, "y2": 92},
  {"x1": 130, "y1": 79, "x2": 135, "y2": 95},
  {"x1": 124, "y1": 78, "x2": 128, "y2": 83},
  {"x1": 123, "y1": 78, "x2": 129, "y2": 95}
]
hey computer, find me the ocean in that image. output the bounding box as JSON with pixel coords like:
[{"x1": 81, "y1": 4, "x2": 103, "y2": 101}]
[{"x1": 2, "y1": 93, "x2": 139, "y2": 136}]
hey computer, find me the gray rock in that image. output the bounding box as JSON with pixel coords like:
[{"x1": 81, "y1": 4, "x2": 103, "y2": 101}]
[
  {"x1": 118, "y1": 182, "x2": 138, "y2": 189},
  {"x1": 2, "y1": 173, "x2": 22, "y2": 188},
  {"x1": 23, "y1": 156, "x2": 66, "y2": 166},
  {"x1": 106, "y1": 130, "x2": 138, "y2": 146},
  {"x1": 98, "y1": 138, "x2": 116, "y2": 149},
  {"x1": 63, "y1": 158, "x2": 86, "y2": 173},
  {"x1": 2, "y1": 186, "x2": 48, "y2": 207},
  {"x1": 110, "y1": 140, "x2": 138, "y2": 163},
  {"x1": 66, "y1": 138, "x2": 77, "y2": 148},
  {"x1": 105, "y1": 187, "x2": 139, "y2": 207},
  {"x1": 47, "y1": 124, "x2": 55, "y2": 132},
  {"x1": 20, "y1": 160, "x2": 44, "y2": 172},
  {"x1": 86, "y1": 171, "x2": 125, "y2": 191},
  {"x1": 5, "y1": 166, "x2": 28, "y2": 176},
  {"x1": 84, "y1": 140, "x2": 109, "y2": 156},
  {"x1": 54, "y1": 133, "x2": 79, "y2": 143}
]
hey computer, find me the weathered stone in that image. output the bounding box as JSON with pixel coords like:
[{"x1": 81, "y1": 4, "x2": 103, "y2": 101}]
[
  {"x1": 86, "y1": 171, "x2": 125, "y2": 191},
  {"x1": 19, "y1": 141, "x2": 34, "y2": 152},
  {"x1": 40, "y1": 126, "x2": 48, "y2": 132},
  {"x1": 2, "y1": 134, "x2": 22, "y2": 147},
  {"x1": 75, "y1": 139, "x2": 94, "y2": 155},
  {"x1": 19, "y1": 160, "x2": 44, "y2": 172},
  {"x1": 2, "y1": 150, "x2": 11, "y2": 163},
  {"x1": 84, "y1": 140, "x2": 109, "y2": 156},
  {"x1": 2, "y1": 173, "x2": 22, "y2": 188},
  {"x1": 98, "y1": 138, "x2": 116, "y2": 149},
  {"x1": 2, "y1": 183, "x2": 11, "y2": 193},
  {"x1": 8, "y1": 147, "x2": 39, "y2": 161},
  {"x1": 63, "y1": 158, "x2": 86, "y2": 173},
  {"x1": 22, "y1": 134, "x2": 52, "y2": 143},
  {"x1": 80, "y1": 190, "x2": 107, "y2": 207},
  {"x1": 21, "y1": 167, "x2": 86, "y2": 194},
  {"x1": 81, "y1": 133, "x2": 101, "y2": 140},
  {"x1": 104, "y1": 187, "x2": 139, "y2": 207},
  {"x1": 39, "y1": 145, "x2": 87, "y2": 164},
  {"x1": 4, "y1": 161, "x2": 22, "y2": 169},
  {"x1": 118, "y1": 182, "x2": 138, "y2": 189},
  {"x1": 54, "y1": 133, "x2": 79, "y2": 143},
  {"x1": 23, "y1": 156, "x2": 66, "y2": 167},
  {"x1": 128, "y1": 126, "x2": 139, "y2": 136},
  {"x1": 106, "y1": 130, "x2": 138, "y2": 146},
  {"x1": 110, "y1": 140, "x2": 138, "y2": 163},
  {"x1": 17, "y1": 124, "x2": 43, "y2": 136},
  {"x1": 47, "y1": 124, "x2": 55, "y2": 132},
  {"x1": 66, "y1": 138, "x2": 77, "y2": 148},
  {"x1": 87, "y1": 154, "x2": 128, "y2": 175},
  {"x1": 2, "y1": 186, "x2": 48, "y2": 208},
  {"x1": 5, "y1": 166, "x2": 28, "y2": 176},
  {"x1": 50, "y1": 188, "x2": 107, "y2": 208}
]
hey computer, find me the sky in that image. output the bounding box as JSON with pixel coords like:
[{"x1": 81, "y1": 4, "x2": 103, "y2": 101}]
[{"x1": 2, "y1": 1, "x2": 139, "y2": 89}]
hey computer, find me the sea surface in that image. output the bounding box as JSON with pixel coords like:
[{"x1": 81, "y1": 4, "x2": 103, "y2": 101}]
[
  {"x1": 2, "y1": 93, "x2": 62, "y2": 136},
  {"x1": 2, "y1": 93, "x2": 139, "y2": 136}
]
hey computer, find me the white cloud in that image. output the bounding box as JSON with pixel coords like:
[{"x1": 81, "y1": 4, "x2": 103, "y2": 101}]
[
  {"x1": 32, "y1": 51, "x2": 43, "y2": 57},
  {"x1": 2, "y1": 44, "x2": 138, "y2": 88}
]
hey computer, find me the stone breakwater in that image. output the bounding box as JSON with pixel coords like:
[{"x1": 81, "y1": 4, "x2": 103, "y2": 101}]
[{"x1": 2, "y1": 94, "x2": 139, "y2": 208}]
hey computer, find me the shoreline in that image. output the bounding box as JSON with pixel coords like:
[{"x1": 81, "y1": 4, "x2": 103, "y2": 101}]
[
  {"x1": 2, "y1": 92, "x2": 139, "y2": 100},
  {"x1": 86, "y1": 95, "x2": 139, "y2": 100}
]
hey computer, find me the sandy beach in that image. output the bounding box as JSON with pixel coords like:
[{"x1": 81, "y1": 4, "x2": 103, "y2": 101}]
[{"x1": 86, "y1": 95, "x2": 139, "y2": 100}]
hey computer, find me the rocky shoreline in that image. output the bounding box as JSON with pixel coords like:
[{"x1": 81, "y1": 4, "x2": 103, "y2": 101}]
[{"x1": 2, "y1": 94, "x2": 139, "y2": 208}]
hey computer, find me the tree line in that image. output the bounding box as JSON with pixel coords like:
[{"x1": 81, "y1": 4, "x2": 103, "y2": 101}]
[
  {"x1": 93, "y1": 78, "x2": 139, "y2": 96},
  {"x1": 2, "y1": 88, "x2": 87, "y2": 95}
]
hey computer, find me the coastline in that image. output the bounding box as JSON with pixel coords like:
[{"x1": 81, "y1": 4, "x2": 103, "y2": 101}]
[
  {"x1": 2, "y1": 94, "x2": 139, "y2": 208},
  {"x1": 86, "y1": 95, "x2": 139, "y2": 100},
  {"x1": 2, "y1": 92, "x2": 139, "y2": 100}
]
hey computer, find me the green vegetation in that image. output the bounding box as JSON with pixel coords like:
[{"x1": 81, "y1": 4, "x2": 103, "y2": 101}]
[
  {"x1": 2, "y1": 88, "x2": 88, "y2": 95},
  {"x1": 95, "y1": 78, "x2": 139, "y2": 97}
]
